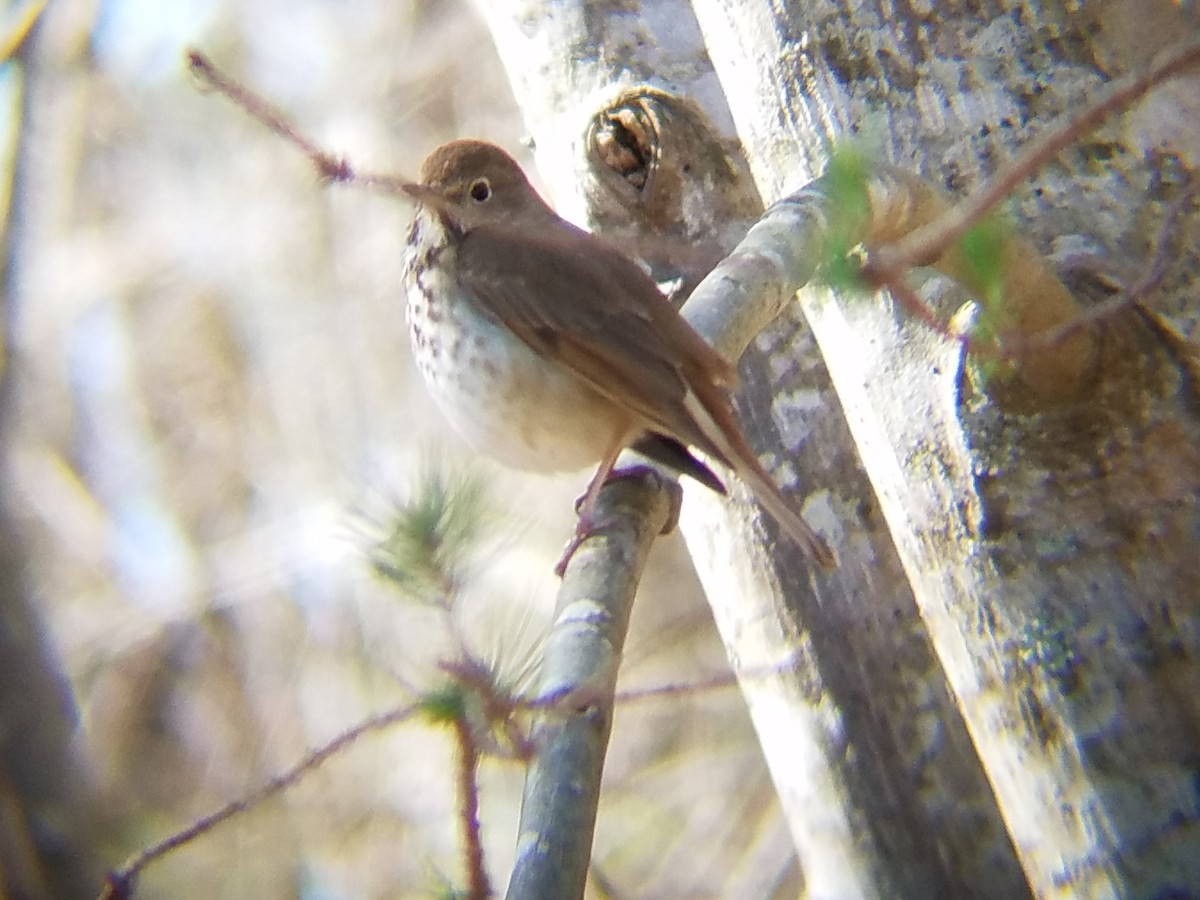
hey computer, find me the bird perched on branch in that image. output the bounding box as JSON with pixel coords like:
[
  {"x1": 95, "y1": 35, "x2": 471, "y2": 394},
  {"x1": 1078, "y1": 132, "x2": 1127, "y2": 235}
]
[{"x1": 402, "y1": 139, "x2": 834, "y2": 573}]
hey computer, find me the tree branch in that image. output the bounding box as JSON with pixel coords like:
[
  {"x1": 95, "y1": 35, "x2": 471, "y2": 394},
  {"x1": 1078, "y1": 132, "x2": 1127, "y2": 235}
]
[
  {"x1": 101, "y1": 703, "x2": 419, "y2": 900},
  {"x1": 507, "y1": 471, "x2": 672, "y2": 900}
]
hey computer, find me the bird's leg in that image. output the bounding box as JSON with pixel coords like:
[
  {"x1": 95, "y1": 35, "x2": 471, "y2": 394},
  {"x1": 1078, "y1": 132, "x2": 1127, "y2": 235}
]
[
  {"x1": 554, "y1": 435, "x2": 685, "y2": 576},
  {"x1": 554, "y1": 439, "x2": 626, "y2": 577}
]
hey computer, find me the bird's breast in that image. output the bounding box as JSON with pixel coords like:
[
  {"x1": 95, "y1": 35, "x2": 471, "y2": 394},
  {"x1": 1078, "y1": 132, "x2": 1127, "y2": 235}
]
[{"x1": 403, "y1": 217, "x2": 628, "y2": 473}]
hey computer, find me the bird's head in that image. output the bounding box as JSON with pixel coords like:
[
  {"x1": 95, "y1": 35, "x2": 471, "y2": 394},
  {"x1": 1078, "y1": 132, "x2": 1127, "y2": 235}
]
[{"x1": 404, "y1": 140, "x2": 555, "y2": 231}]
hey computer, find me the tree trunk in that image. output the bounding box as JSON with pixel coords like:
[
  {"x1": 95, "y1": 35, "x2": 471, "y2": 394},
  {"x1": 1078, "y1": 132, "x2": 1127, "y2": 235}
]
[{"x1": 485, "y1": 0, "x2": 1200, "y2": 897}]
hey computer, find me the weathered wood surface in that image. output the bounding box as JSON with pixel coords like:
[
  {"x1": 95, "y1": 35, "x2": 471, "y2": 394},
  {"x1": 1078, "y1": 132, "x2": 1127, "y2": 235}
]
[{"x1": 486, "y1": 1, "x2": 1200, "y2": 896}]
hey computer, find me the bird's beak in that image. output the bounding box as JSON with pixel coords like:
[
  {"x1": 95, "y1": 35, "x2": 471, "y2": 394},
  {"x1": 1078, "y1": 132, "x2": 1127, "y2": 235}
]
[
  {"x1": 400, "y1": 182, "x2": 437, "y2": 206},
  {"x1": 400, "y1": 183, "x2": 463, "y2": 225}
]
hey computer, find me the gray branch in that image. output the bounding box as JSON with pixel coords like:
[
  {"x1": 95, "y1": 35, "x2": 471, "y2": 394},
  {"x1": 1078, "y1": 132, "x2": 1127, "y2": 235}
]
[{"x1": 507, "y1": 472, "x2": 673, "y2": 900}]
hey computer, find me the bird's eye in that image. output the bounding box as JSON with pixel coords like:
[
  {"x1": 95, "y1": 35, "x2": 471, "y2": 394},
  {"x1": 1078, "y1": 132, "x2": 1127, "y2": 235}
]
[{"x1": 469, "y1": 178, "x2": 491, "y2": 202}]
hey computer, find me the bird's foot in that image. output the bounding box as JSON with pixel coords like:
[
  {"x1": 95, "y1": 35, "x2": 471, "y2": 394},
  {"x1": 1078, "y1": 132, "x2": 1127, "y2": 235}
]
[
  {"x1": 553, "y1": 524, "x2": 589, "y2": 578},
  {"x1": 555, "y1": 466, "x2": 683, "y2": 577}
]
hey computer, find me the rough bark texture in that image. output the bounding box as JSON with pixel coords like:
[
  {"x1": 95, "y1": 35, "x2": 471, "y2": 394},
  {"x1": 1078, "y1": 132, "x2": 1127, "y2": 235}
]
[
  {"x1": 481, "y1": 2, "x2": 1020, "y2": 898},
  {"x1": 485, "y1": 0, "x2": 1200, "y2": 897},
  {"x1": 691, "y1": 0, "x2": 1200, "y2": 896}
]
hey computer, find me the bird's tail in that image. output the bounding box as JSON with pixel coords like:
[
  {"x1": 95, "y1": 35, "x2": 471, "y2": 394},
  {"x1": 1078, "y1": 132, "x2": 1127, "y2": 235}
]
[
  {"x1": 682, "y1": 390, "x2": 836, "y2": 570},
  {"x1": 730, "y1": 448, "x2": 836, "y2": 569}
]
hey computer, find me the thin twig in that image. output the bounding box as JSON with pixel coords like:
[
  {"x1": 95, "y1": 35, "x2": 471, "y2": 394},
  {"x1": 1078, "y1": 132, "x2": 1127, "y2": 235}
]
[
  {"x1": 438, "y1": 657, "x2": 536, "y2": 760},
  {"x1": 185, "y1": 48, "x2": 412, "y2": 198},
  {"x1": 1016, "y1": 173, "x2": 1200, "y2": 353},
  {"x1": 453, "y1": 716, "x2": 493, "y2": 899},
  {"x1": 874, "y1": 275, "x2": 977, "y2": 352},
  {"x1": 865, "y1": 34, "x2": 1200, "y2": 282},
  {"x1": 101, "y1": 702, "x2": 420, "y2": 899},
  {"x1": 613, "y1": 670, "x2": 739, "y2": 703},
  {"x1": 1126, "y1": 175, "x2": 1200, "y2": 302},
  {"x1": 864, "y1": 121, "x2": 1198, "y2": 368}
]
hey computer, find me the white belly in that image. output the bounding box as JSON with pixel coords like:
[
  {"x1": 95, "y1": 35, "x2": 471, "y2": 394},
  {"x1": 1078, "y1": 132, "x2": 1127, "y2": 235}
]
[{"x1": 405, "y1": 250, "x2": 626, "y2": 473}]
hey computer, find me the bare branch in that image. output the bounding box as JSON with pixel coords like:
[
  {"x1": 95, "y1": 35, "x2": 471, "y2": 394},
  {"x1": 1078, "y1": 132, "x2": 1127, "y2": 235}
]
[
  {"x1": 101, "y1": 702, "x2": 420, "y2": 899},
  {"x1": 452, "y1": 716, "x2": 493, "y2": 899},
  {"x1": 613, "y1": 670, "x2": 739, "y2": 703},
  {"x1": 185, "y1": 48, "x2": 412, "y2": 198},
  {"x1": 867, "y1": 33, "x2": 1200, "y2": 278},
  {"x1": 1008, "y1": 171, "x2": 1200, "y2": 355}
]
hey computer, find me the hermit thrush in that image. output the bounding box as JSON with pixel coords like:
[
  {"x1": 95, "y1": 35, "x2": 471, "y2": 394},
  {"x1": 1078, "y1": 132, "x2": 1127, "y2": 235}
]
[{"x1": 401, "y1": 139, "x2": 834, "y2": 571}]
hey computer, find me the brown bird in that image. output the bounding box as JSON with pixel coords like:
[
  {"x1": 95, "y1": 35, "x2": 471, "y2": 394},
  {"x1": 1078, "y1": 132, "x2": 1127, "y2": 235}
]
[{"x1": 401, "y1": 139, "x2": 834, "y2": 572}]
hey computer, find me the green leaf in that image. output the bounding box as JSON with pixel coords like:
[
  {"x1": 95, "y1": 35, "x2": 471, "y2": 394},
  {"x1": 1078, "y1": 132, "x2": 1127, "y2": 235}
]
[
  {"x1": 819, "y1": 143, "x2": 873, "y2": 291},
  {"x1": 957, "y1": 216, "x2": 1009, "y2": 314}
]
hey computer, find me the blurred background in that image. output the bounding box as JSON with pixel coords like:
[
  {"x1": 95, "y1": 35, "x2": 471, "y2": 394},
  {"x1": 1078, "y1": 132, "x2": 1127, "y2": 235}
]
[{"x1": 1, "y1": 0, "x2": 797, "y2": 896}]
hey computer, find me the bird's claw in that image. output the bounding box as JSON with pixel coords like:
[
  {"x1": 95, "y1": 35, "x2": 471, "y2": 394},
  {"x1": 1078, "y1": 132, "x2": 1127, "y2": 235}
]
[{"x1": 557, "y1": 466, "x2": 683, "y2": 576}]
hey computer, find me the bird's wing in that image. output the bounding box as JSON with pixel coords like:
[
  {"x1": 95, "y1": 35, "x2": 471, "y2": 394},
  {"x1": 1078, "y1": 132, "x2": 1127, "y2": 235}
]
[
  {"x1": 456, "y1": 222, "x2": 836, "y2": 568},
  {"x1": 454, "y1": 222, "x2": 736, "y2": 456}
]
